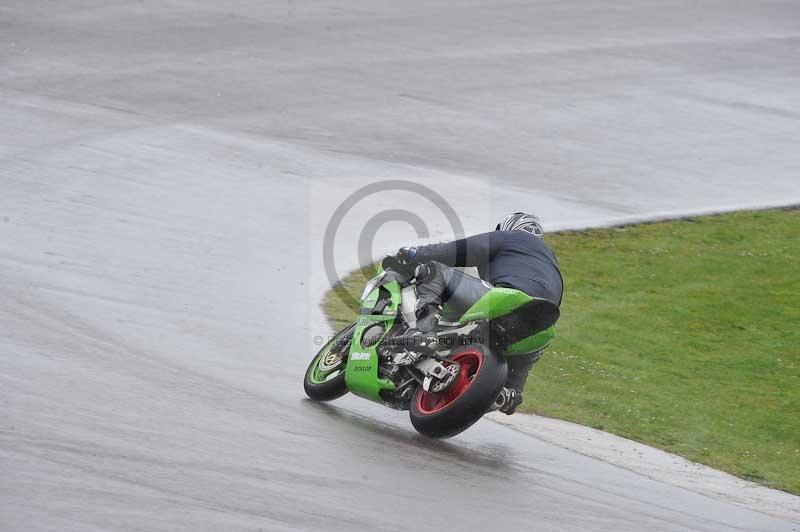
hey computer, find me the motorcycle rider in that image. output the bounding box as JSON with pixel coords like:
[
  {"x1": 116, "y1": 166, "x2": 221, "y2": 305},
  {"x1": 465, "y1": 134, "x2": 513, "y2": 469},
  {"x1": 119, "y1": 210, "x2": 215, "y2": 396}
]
[{"x1": 391, "y1": 212, "x2": 563, "y2": 415}]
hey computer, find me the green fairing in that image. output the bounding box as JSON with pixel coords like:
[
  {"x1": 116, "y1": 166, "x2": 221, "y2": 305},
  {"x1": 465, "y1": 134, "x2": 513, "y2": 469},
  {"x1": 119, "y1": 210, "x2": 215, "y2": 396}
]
[
  {"x1": 344, "y1": 278, "x2": 399, "y2": 402},
  {"x1": 459, "y1": 287, "x2": 556, "y2": 356},
  {"x1": 458, "y1": 287, "x2": 533, "y2": 322},
  {"x1": 505, "y1": 326, "x2": 556, "y2": 355}
]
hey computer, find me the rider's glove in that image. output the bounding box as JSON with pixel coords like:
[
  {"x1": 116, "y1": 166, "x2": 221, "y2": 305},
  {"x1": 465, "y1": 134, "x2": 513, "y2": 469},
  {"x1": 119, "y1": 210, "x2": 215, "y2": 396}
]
[
  {"x1": 382, "y1": 246, "x2": 418, "y2": 277},
  {"x1": 395, "y1": 246, "x2": 418, "y2": 266}
]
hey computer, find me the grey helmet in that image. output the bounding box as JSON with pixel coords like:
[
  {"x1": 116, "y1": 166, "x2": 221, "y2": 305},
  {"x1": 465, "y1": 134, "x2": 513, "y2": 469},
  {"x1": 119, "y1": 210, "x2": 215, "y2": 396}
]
[{"x1": 496, "y1": 212, "x2": 544, "y2": 238}]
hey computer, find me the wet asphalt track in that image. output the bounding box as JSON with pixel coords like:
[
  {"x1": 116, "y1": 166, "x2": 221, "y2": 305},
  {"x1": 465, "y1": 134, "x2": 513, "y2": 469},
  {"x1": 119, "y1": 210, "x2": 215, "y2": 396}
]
[{"x1": 2, "y1": 1, "x2": 800, "y2": 531}]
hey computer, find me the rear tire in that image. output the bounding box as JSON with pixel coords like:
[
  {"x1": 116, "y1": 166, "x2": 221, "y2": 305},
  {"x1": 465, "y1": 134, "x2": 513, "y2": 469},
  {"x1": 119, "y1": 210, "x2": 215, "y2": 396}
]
[
  {"x1": 303, "y1": 324, "x2": 354, "y2": 401},
  {"x1": 409, "y1": 345, "x2": 507, "y2": 438}
]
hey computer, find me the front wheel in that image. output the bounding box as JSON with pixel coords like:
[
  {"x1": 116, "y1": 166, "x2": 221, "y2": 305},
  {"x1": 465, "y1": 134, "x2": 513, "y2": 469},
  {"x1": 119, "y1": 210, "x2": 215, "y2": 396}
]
[
  {"x1": 409, "y1": 345, "x2": 507, "y2": 438},
  {"x1": 303, "y1": 323, "x2": 354, "y2": 401}
]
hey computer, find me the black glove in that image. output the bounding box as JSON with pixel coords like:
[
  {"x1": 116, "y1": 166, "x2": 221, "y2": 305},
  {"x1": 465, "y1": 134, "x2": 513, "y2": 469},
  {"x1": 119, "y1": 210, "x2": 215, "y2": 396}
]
[
  {"x1": 382, "y1": 247, "x2": 418, "y2": 277},
  {"x1": 396, "y1": 246, "x2": 418, "y2": 265}
]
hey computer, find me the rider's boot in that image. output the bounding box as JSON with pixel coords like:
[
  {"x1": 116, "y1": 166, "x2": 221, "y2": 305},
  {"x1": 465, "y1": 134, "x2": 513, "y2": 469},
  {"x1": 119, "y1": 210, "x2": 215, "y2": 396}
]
[
  {"x1": 498, "y1": 350, "x2": 543, "y2": 415},
  {"x1": 401, "y1": 303, "x2": 441, "y2": 351},
  {"x1": 400, "y1": 262, "x2": 445, "y2": 351}
]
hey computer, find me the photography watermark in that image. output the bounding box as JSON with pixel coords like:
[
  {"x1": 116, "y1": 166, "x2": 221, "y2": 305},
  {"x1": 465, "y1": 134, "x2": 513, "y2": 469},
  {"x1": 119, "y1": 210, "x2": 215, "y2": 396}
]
[
  {"x1": 312, "y1": 332, "x2": 485, "y2": 348},
  {"x1": 321, "y1": 179, "x2": 466, "y2": 309}
]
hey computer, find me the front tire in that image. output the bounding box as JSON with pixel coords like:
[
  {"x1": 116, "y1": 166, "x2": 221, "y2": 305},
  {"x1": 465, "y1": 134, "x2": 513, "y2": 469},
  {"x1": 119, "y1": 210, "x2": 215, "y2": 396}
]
[
  {"x1": 409, "y1": 345, "x2": 507, "y2": 438},
  {"x1": 303, "y1": 323, "x2": 354, "y2": 401}
]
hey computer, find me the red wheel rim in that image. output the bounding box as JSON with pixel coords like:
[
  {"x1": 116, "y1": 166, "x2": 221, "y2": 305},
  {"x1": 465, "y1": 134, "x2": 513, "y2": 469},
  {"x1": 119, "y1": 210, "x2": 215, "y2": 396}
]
[{"x1": 415, "y1": 349, "x2": 484, "y2": 414}]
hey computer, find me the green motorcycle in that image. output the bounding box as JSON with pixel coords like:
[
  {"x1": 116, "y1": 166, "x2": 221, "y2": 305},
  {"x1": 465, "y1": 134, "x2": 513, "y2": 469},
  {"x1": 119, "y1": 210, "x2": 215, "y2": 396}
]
[{"x1": 304, "y1": 258, "x2": 560, "y2": 438}]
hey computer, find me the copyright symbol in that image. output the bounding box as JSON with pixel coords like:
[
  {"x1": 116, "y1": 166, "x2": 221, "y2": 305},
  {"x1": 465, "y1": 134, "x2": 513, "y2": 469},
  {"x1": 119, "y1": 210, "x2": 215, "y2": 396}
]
[
  {"x1": 322, "y1": 180, "x2": 465, "y2": 309},
  {"x1": 313, "y1": 336, "x2": 324, "y2": 346}
]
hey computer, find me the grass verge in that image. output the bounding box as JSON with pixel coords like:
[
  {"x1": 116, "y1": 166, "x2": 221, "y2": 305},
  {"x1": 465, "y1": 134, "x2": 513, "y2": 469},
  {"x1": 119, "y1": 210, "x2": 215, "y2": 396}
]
[{"x1": 322, "y1": 208, "x2": 800, "y2": 494}]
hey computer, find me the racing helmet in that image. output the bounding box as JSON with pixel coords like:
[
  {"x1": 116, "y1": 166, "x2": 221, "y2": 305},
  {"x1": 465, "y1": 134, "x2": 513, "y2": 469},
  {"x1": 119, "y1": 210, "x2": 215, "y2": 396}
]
[{"x1": 496, "y1": 212, "x2": 544, "y2": 238}]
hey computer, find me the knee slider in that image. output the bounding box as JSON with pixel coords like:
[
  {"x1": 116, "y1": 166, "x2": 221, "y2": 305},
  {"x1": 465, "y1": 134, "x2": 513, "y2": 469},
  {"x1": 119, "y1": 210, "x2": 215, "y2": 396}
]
[
  {"x1": 414, "y1": 261, "x2": 442, "y2": 282},
  {"x1": 413, "y1": 262, "x2": 431, "y2": 281}
]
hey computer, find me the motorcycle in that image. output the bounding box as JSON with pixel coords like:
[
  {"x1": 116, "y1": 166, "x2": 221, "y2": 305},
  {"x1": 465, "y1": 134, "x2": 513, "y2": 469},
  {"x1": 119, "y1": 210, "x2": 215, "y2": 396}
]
[{"x1": 304, "y1": 257, "x2": 560, "y2": 438}]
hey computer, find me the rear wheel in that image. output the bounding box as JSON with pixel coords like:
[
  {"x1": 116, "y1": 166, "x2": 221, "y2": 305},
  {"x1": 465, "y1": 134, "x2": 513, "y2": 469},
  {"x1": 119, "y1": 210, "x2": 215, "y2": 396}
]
[
  {"x1": 409, "y1": 345, "x2": 507, "y2": 438},
  {"x1": 303, "y1": 324, "x2": 354, "y2": 401}
]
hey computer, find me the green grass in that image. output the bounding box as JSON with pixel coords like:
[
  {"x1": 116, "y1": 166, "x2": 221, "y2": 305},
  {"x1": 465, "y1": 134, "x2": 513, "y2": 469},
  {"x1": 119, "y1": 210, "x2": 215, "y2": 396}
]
[{"x1": 322, "y1": 208, "x2": 800, "y2": 494}]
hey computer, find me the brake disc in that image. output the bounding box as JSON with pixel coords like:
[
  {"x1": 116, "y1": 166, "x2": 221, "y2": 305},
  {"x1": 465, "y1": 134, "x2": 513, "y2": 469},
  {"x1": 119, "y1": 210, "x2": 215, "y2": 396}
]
[{"x1": 318, "y1": 350, "x2": 344, "y2": 372}]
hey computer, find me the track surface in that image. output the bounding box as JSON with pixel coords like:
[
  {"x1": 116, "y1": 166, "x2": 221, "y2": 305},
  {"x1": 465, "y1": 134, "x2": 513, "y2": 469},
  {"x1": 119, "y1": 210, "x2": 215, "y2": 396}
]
[{"x1": 2, "y1": 1, "x2": 799, "y2": 531}]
